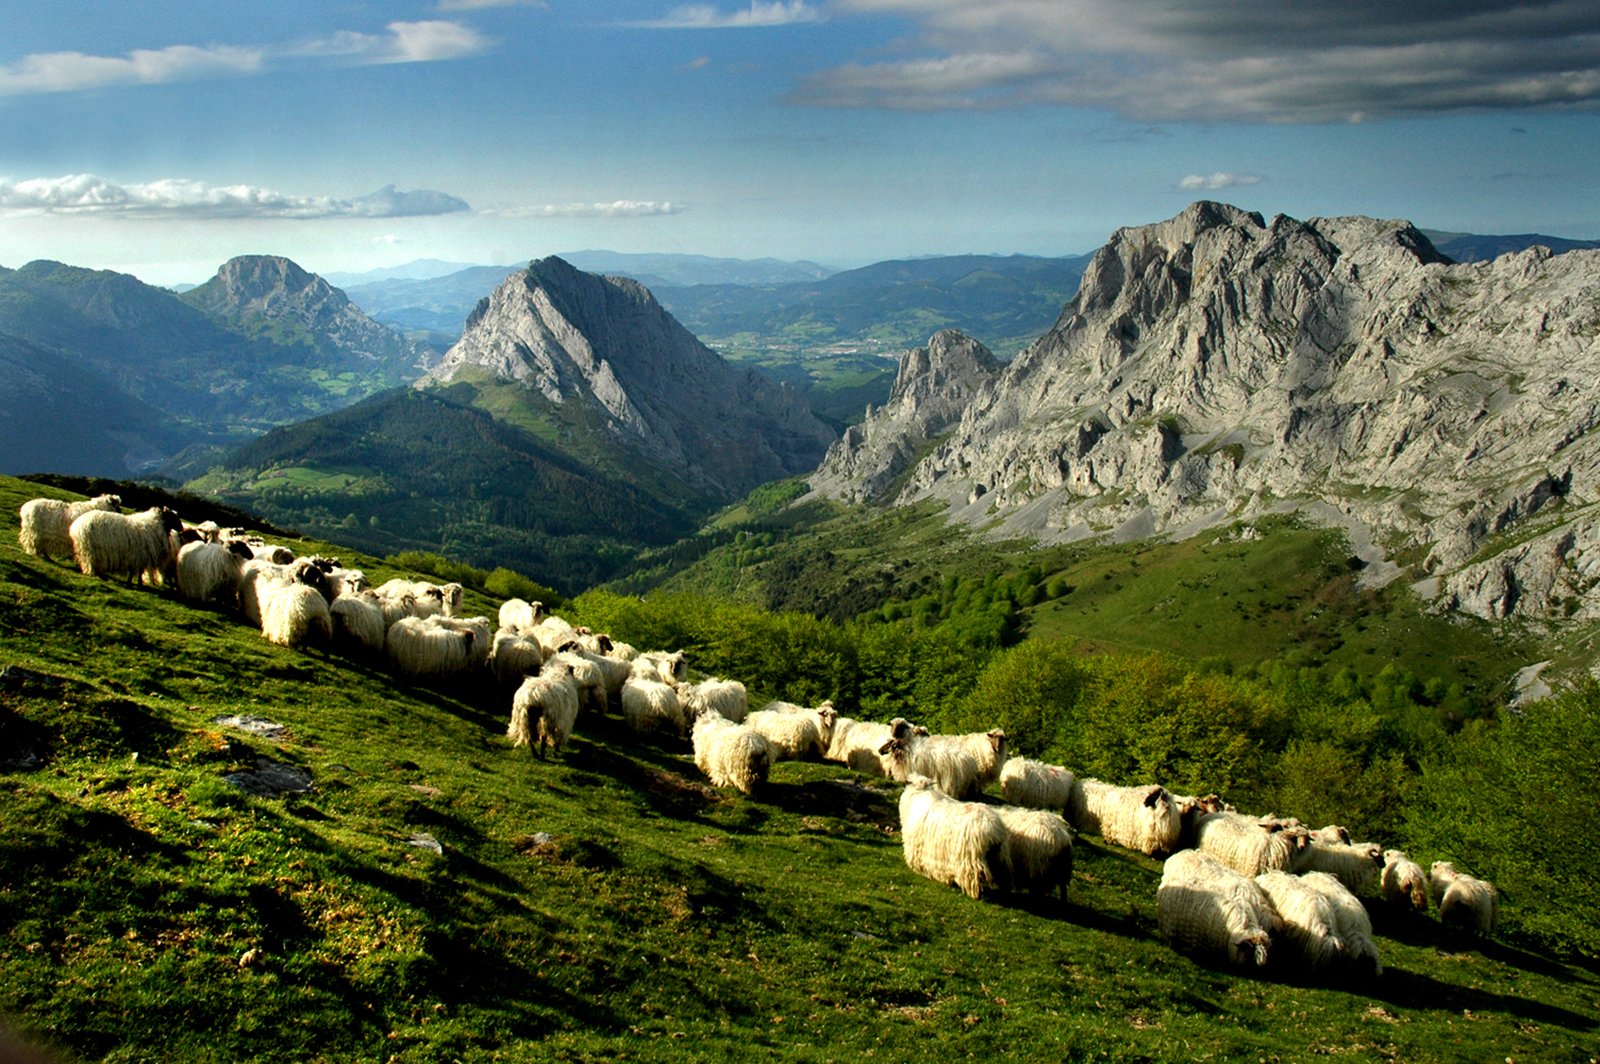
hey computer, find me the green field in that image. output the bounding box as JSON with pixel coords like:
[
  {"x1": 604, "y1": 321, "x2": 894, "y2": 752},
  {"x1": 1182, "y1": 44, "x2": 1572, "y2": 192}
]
[{"x1": 1, "y1": 476, "x2": 1596, "y2": 1061}]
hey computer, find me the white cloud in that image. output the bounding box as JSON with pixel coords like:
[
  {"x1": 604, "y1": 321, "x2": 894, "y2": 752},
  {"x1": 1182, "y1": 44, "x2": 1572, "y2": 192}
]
[
  {"x1": 626, "y1": 2, "x2": 826, "y2": 29},
  {"x1": 798, "y1": 0, "x2": 1600, "y2": 121},
  {"x1": 0, "y1": 21, "x2": 488, "y2": 97},
  {"x1": 1177, "y1": 172, "x2": 1262, "y2": 191},
  {"x1": 491, "y1": 201, "x2": 685, "y2": 218},
  {"x1": 0, "y1": 175, "x2": 471, "y2": 219}
]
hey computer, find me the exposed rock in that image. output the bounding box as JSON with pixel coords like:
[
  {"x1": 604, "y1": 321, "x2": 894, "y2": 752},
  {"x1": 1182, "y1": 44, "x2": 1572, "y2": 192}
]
[
  {"x1": 421, "y1": 257, "x2": 836, "y2": 499},
  {"x1": 223, "y1": 758, "x2": 314, "y2": 797},
  {"x1": 811, "y1": 201, "x2": 1600, "y2": 620}
]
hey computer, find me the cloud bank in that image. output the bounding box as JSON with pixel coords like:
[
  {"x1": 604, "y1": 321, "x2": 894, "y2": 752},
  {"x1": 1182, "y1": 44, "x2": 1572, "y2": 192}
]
[
  {"x1": 1178, "y1": 172, "x2": 1262, "y2": 191},
  {"x1": 626, "y1": 2, "x2": 825, "y2": 29},
  {"x1": 796, "y1": 0, "x2": 1600, "y2": 122},
  {"x1": 0, "y1": 176, "x2": 471, "y2": 219},
  {"x1": 490, "y1": 201, "x2": 684, "y2": 218}
]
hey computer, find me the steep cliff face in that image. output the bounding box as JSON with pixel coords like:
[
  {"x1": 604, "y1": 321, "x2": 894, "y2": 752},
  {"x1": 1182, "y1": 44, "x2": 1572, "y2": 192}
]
[
  {"x1": 422, "y1": 256, "x2": 837, "y2": 499},
  {"x1": 811, "y1": 202, "x2": 1600, "y2": 621}
]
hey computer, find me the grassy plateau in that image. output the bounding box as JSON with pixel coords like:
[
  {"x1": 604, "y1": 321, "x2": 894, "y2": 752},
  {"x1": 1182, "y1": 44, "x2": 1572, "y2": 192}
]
[{"x1": 0, "y1": 475, "x2": 1596, "y2": 1062}]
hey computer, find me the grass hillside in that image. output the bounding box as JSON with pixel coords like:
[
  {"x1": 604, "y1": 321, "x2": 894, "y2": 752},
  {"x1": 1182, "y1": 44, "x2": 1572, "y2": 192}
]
[{"x1": 2, "y1": 475, "x2": 1597, "y2": 1061}]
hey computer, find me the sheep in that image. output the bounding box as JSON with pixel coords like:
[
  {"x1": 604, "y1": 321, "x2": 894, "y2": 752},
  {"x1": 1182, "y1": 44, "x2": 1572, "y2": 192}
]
[
  {"x1": 621, "y1": 674, "x2": 685, "y2": 736},
  {"x1": 994, "y1": 805, "x2": 1074, "y2": 901},
  {"x1": 746, "y1": 701, "x2": 838, "y2": 761},
  {"x1": 489, "y1": 628, "x2": 545, "y2": 689},
  {"x1": 550, "y1": 649, "x2": 607, "y2": 713},
  {"x1": 68, "y1": 506, "x2": 183, "y2": 585},
  {"x1": 1193, "y1": 811, "x2": 1314, "y2": 875},
  {"x1": 1157, "y1": 849, "x2": 1278, "y2": 969},
  {"x1": 374, "y1": 578, "x2": 457, "y2": 618},
  {"x1": 498, "y1": 597, "x2": 546, "y2": 634},
  {"x1": 1301, "y1": 839, "x2": 1384, "y2": 896},
  {"x1": 1254, "y1": 870, "x2": 1341, "y2": 971},
  {"x1": 18, "y1": 493, "x2": 120, "y2": 560},
  {"x1": 323, "y1": 566, "x2": 369, "y2": 600},
  {"x1": 1380, "y1": 849, "x2": 1430, "y2": 913},
  {"x1": 386, "y1": 615, "x2": 476, "y2": 681},
  {"x1": 998, "y1": 757, "x2": 1078, "y2": 812},
  {"x1": 825, "y1": 716, "x2": 906, "y2": 777},
  {"x1": 560, "y1": 644, "x2": 631, "y2": 709},
  {"x1": 259, "y1": 582, "x2": 333, "y2": 648},
  {"x1": 1174, "y1": 793, "x2": 1232, "y2": 850},
  {"x1": 897, "y1": 775, "x2": 1008, "y2": 900},
  {"x1": 1299, "y1": 871, "x2": 1382, "y2": 977},
  {"x1": 240, "y1": 560, "x2": 332, "y2": 626},
  {"x1": 692, "y1": 712, "x2": 774, "y2": 795},
  {"x1": 1069, "y1": 780, "x2": 1183, "y2": 856},
  {"x1": 431, "y1": 615, "x2": 493, "y2": 670},
  {"x1": 1430, "y1": 861, "x2": 1497, "y2": 935},
  {"x1": 175, "y1": 539, "x2": 255, "y2": 607},
  {"x1": 508, "y1": 661, "x2": 581, "y2": 758},
  {"x1": 630, "y1": 650, "x2": 689, "y2": 685},
  {"x1": 249, "y1": 542, "x2": 297, "y2": 565},
  {"x1": 330, "y1": 591, "x2": 388, "y2": 656},
  {"x1": 879, "y1": 722, "x2": 1006, "y2": 800},
  {"x1": 606, "y1": 640, "x2": 640, "y2": 663},
  {"x1": 530, "y1": 614, "x2": 580, "y2": 656}
]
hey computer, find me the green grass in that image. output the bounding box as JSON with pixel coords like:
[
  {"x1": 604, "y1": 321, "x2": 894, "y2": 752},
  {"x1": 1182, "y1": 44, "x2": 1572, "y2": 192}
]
[{"x1": 1, "y1": 475, "x2": 1597, "y2": 1061}]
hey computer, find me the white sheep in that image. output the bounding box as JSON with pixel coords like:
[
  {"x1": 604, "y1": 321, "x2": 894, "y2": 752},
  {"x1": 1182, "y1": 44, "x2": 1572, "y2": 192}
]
[
  {"x1": 880, "y1": 723, "x2": 1006, "y2": 800},
  {"x1": 1174, "y1": 793, "x2": 1232, "y2": 850},
  {"x1": 676, "y1": 677, "x2": 748, "y2": 723},
  {"x1": 498, "y1": 597, "x2": 547, "y2": 634},
  {"x1": 259, "y1": 582, "x2": 333, "y2": 648},
  {"x1": 508, "y1": 661, "x2": 581, "y2": 758},
  {"x1": 692, "y1": 712, "x2": 774, "y2": 795},
  {"x1": 68, "y1": 506, "x2": 183, "y2": 585},
  {"x1": 1193, "y1": 811, "x2": 1314, "y2": 875},
  {"x1": 249, "y1": 542, "x2": 297, "y2": 565},
  {"x1": 994, "y1": 805, "x2": 1074, "y2": 901},
  {"x1": 1301, "y1": 839, "x2": 1384, "y2": 896},
  {"x1": 175, "y1": 539, "x2": 255, "y2": 607},
  {"x1": 824, "y1": 716, "x2": 906, "y2": 777},
  {"x1": 241, "y1": 559, "x2": 333, "y2": 626},
  {"x1": 530, "y1": 614, "x2": 580, "y2": 657},
  {"x1": 374, "y1": 578, "x2": 454, "y2": 619},
  {"x1": 1157, "y1": 849, "x2": 1278, "y2": 969},
  {"x1": 1254, "y1": 870, "x2": 1342, "y2": 971},
  {"x1": 431, "y1": 615, "x2": 493, "y2": 669},
  {"x1": 746, "y1": 701, "x2": 838, "y2": 761},
  {"x1": 330, "y1": 591, "x2": 388, "y2": 656},
  {"x1": 1380, "y1": 849, "x2": 1430, "y2": 913},
  {"x1": 1299, "y1": 871, "x2": 1382, "y2": 977},
  {"x1": 550, "y1": 649, "x2": 608, "y2": 713},
  {"x1": 489, "y1": 628, "x2": 545, "y2": 689},
  {"x1": 621, "y1": 675, "x2": 685, "y2": 736},
  {"x1": 1069, "y1": 780, "x2": 1183, "y2": 856},
  {"x1": 998, "y1": 757, "x2": 1079, "y2": 812},
  {"x1": 1430, "y1": 861, "x2": 1497, "y2": 935},
  {"x1": 323, "y1": 566, "x2": 369, "y2": 600},
  {"x1": 564, "y1": 646, "x2": 631, "y2": 709},
  {"x1": 630, "y1": 650, "x2": 689, "y2": 685},
  {"x1": 897, "y1": 775, "x2": 1008, "y2": 900},
  {"x1": 18, "y1": 493, "x2": 120, "y2": 561},
  {"x1": 386, "y1": 615, "x2": 477, "y2": 680}
]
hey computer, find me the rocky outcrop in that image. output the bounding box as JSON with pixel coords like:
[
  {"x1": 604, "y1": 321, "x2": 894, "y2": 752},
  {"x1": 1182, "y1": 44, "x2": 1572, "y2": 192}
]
[
  {"x1": 811, "y1": 202, "x2": 1600, "y2": 621},
  {"x1": 421, "y1": 256, "x2": 836, "y2": 499}
]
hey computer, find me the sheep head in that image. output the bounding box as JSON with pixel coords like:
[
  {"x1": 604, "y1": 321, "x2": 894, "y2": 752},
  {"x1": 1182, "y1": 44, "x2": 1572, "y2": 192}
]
[
  {"x1": 596, "y1": 633, "x2": 613, "y2": 653},
  {"x1": 986, "y1": 728, "x2": 1007, "y2": 756},
  {"x1": 1232, "y1": 931, "x2": 1271, "y2": 969},
  {"x1": 158, "y1": 507, "x2": 184, "y2": 535},
  {"x1": 227, "y1": 540, "x2": 255, "y2": 561}
]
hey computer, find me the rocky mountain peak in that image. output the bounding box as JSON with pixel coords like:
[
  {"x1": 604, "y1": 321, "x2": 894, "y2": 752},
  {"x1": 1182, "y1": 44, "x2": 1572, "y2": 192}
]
[{"x1": 190, "y1": 255, "x2": 344, "y2": 320}]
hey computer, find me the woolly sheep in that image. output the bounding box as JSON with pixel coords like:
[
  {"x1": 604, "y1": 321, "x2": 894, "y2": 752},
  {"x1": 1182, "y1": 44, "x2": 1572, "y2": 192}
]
[
  {"x1": 175, "y1": 539, "x2": 255, "y2": 607},
  {"x1": 692, "y1": 712, "x2": 774, "y2": 795},
  {"x1": 1380, "y1": 849, "x2": 1430, "y2": 913},
  {"x1": 897, "y1": 775, "x2": 1008, "y2": 900},
  {"x1": 606, "y1": 640, "x2": 640, "y2": 663},
  {"x1": 18, "y1": 493, "x2": 120, "y2": 560},
  {"x1": 330, "y1": 591, "x2": 388, "y2": 656},
  {"x1": 498, "y1": 597, "x2": 546, "y2": 634},
  {"x1": 1174, "y1": 793, "x2": 1232, "y2": 850},
  {"x1": 431, "y1": 615, "x2": 493, "y2": 669},
  {"x1": 630, "y1": 650, "x2": 689, "y2": 685},
  {"x1": 1430, "y1": 861, "x2": 1497, "y2": 935},
  {"x1": 564, "y1": 646, "x2": 631, "y2": 708},
  {"x1": 68, "y1": 506, "x2": 182, "y2": 585},
  {"x1": 1254, "y1": 870, "x2": 1342, "y2": 971},
  {"x1": 490, "y1": 628, "x2": 545, "y2": 689},
  {"x1": 322, "y1": 566, "x2": 369, "y2": 600},
  {"x1": 1157, "y1": 849, "x2": 1278, "y2": 969},
  {"x1": 241, "y1": 560, "x2": 332, "y2": 626},
  {"x1": 1299, "y1": 871, "x2": 1382, "y2": 977},
  {"x1": 508, "y1": 661, "x2": 581, "y2": 758},
  {"x1": 249, "y1": 542, "x2": 297, "y2": 565},
  {"x1": 260, "y1": 582, "x2": 333, "y2": 648},
  {"x1": 999, "y1": 757, "x2": 1079, "y2": 812},
  {"x1": 551, "y1": 649, "x2": 607, "y2": 713},
  {"x1": 1301, "y1": 839, "x2": 1383, "y2": 896},
  {"x1": 880, "y1": 722, "x2": 1006, "y2": 800},
  {"x1": 675, "y1": 677, "x2": 748, "y2": 724},
  {"x1": 621, "y1": 674, "x2": 685, "y2": 736},
  {"x1": 386, "y1": 615, "x2": 476, "y2": 680},
  {"x1": 747, "y1": 701, "x2": 838, "y2": 761},
  {"x1": 994, "y1": 805, "x2": 1074, "y2": 901},
  {"x1": 1193, "y1": 811, "x2": 1314, "y2": 875},
  {"x1": 1069, "y1": 779, "x2": 1183, "y2": 856},
  {"x1": 530, "y1": 614, "x2": 580, "y2": 656},
  {"x1": 825, "y1": 716, "x2": 905, "y2": 777}
]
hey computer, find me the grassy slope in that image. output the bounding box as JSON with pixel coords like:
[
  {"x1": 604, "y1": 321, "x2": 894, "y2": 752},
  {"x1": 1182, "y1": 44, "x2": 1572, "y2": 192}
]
[{"x1": 1, "y1": 475, "x2": 1596, "y2": 1062}]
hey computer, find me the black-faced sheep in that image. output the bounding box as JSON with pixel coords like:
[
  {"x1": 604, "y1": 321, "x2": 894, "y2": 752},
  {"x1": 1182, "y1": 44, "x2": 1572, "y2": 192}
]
[
  {"x1": 430, "y1": 616, "x2": 493, "y2": 670},
  {"x1": 824, "y1": 716, "x2": 906, "y2": 777},
  {"x1": 897, "y1": 775, "x2": 1008, "y2": 901},
  {"x1": 630, "y1": 650, "x2": 689, "y2": 686},
  {"x1": 175, "y1": 539, "x2": 255, "y2": 607},
  {"x1": 386, "y1": 615, "x2": 476, "y2": 681},
  {"x1": 498, "y1": 597, "x2": 547, "y2": 634},
  {"x1": 1193, "y1": 811, "x2": 1314, "y2": 875},
  {"x1": 675, "y1": 677, "x2": 748, "y2": 724},
  {"x1": 1380, "y1": 849, "x2": 1429, "y2": 913},
  {"x1": 259, "y1": 582, "x2": 333, "y2": 648},
  {"x1": 508, "y1": 661, "x2": 581, "y2": 758},
  {"x1": 1430, "y1": 861, "x2": 1497, "y2": 935},
  {"x1": 747, "y1": 700, "x2": 838, "y2": 761},
  {"x1": 692, "y1": 712, "x2": 774, "y2": 795},
  {"x1": 998, "y1": 757, "x2": 1079, "y2": 812},
  {"x1": 240, "y1": 559, "x2": 333, "y2": 626},
  {"x1": 68, "y1": 506, "x2": 182, "y2": 585},
  {"x1": 879, "y1": 722, "x2": 1006, "y2": 799},
  {"x1": 1302, "y1": 839, "x2": 1384, "y2": 896},
  {"x1": 1157, "y1": 849, "x2": 1279, "y2": 969},
  {"x1": 18, "y1": 493, "x2": 120, "y2": 560},
  {"x1": 1069, "y1": 780, "x2": 1183, "y2": 856}
]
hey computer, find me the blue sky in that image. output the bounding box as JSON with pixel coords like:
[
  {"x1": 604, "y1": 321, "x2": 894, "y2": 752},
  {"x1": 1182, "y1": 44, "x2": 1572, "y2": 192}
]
[{"x1": 1, "y1": 0, "x2": 1597, "y2": 285}]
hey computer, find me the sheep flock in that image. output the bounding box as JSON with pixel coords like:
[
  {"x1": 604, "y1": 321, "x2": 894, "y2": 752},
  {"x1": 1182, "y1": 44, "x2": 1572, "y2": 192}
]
[{"x1": 18, "y1": 491, "x2": 1502, "y2": 987}]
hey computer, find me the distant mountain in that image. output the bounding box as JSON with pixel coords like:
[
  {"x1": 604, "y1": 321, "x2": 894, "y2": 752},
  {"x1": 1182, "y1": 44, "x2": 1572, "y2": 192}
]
[
  {"x1": 321, "y1": 259, "x2": 480, "y2": 288},
  {"x1": 0, "y1": 256, "x2": 435, "y2": 477},
  {"x1": 193, "y1": 257, "x2": 837, "y2": 587},
  {"x1": 557, "y1": 250, "x2": 834, "y2": 288},
  {"x1": 340, "y1": 265, "x2": 523, "y2": 341},
  {"x1": 1426, "y1": 232, "x2": 1600, "y2": 262}
]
